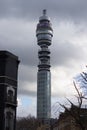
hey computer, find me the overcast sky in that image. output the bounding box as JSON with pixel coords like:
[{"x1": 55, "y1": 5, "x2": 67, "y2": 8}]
[{"x1": 0, "y1": 0, "x2": 87, "y2": 117}]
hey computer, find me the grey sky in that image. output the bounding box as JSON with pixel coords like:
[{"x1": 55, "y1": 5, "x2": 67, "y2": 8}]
[
  {"x1": 0, "y1": 0, "x2": 87, "y2": 116},
  {"x1": 0, "y1": 0, "x2": 87, "y2": 21}
]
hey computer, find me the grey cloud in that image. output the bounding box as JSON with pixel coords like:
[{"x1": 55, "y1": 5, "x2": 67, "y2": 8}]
[
  {"x1": 18, "y1": 76, "x2": 37, "y2": 97},
  {"x1": 19, "y1": 65, "x2": 37, "y2": 83},
  {"x1": 0, "y1": 42, "x2": 38, "y2": 67},
  {"x1": 18, "y1": 88, "x2": 36, "y2": 97},
  {"x1": 0, "y1": 18, "x2": 86, "y2": 89},
  {"x1": 0, "y1": 0, "x2": 87, "y2": 22},
  {"x1": 0, "y1": 19, "x2": 38, "y2": 67},
  {"x1": 0, "y1": 1, "x2": 87, "y2": 98},
  {"x1": 51, "y1": 42, "x2": 85, "y2": 67}
]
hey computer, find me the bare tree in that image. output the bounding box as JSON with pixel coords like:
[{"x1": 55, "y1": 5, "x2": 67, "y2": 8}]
[
  {"x1": 16, "y1": 115, "x2": 39, "y2": 130},
  {"x1": 59, "y1": 81, "x2": 87, "y2": 130},
  {"x1": 76, "y1": 71, "x2": 87, "y2": 98}
]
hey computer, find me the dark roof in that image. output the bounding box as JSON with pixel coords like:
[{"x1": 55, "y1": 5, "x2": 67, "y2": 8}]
[{"x1": 0, "y1": 50, "x2": 19, "y2": 61}]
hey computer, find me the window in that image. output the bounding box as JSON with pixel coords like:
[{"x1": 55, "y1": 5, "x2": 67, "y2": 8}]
[
  {"x1": 6, "y1": 112, "x2": 14, "y2": 130},
  {"x1": 5, "y1": 108, "x2": 15, "y2": 130},
  {"x1": 7, "y1": 86, "x2": 15, "y2": 103},
  {"x1": 8, "y1": 90, "x2": 14, "y2": 102},
  {"x1": 37, "y1": 34, "x2": 51, "y2": 41}
]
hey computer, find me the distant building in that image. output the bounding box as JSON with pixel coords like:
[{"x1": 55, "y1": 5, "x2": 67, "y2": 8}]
[
  {"x1": 36, "y1": 9, "x2": 53, "y2": 123},
  {"x1": 51, "y1": 106, "x2": 87, "y2": 130},
  {"x1": 0, "y1": 51, "x2": 19, "y2": 130}
]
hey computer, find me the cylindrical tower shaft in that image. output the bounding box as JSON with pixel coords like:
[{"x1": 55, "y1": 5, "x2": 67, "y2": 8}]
[{"x1": 36, "y1": 10, "x2": 53, "y2": 121}]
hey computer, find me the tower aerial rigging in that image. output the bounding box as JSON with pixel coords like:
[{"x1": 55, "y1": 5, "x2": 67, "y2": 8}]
[{"x1": 36, "y1": 10, "x2": 53, "y2": 122}]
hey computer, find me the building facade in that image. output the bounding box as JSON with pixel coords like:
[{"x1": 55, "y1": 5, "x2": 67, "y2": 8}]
[
  {"x1": 0, "y1": 51, "x2": 19, "y2": 130},
  {"x1": 36, "y1": 10, "x2": 53, "y2": 121}
]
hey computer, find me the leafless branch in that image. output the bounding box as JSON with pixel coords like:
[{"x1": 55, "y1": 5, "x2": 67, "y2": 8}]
[{"x1": 80, "y1": 72, "x2": 87, "y2": 84}]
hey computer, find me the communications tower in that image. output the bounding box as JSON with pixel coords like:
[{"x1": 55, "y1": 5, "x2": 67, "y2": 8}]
[{"x1": 36, "y1": 10, "x2": 53, "y2": 122}]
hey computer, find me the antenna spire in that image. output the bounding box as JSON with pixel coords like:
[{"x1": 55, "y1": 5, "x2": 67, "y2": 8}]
[{"x1": 43, "y1": 9, "x2": 47, "y2": 15}]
